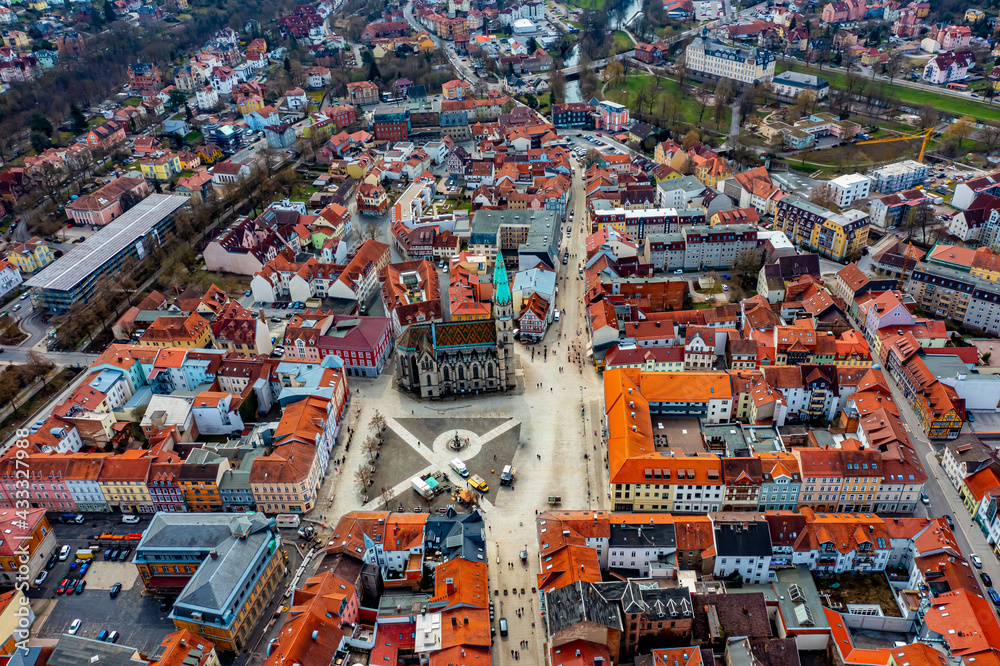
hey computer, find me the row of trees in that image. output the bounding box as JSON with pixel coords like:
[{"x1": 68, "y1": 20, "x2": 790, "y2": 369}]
[{"x1": 0, "y1": 351, "x2": 56, "y2": 415}]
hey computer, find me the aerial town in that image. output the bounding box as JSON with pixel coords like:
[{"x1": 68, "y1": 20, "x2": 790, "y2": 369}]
[{"x1": 2, "y1": 0, "x2": 1000, "y2": 663}]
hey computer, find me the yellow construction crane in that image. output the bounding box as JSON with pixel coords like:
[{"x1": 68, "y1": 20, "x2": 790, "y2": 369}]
[{"x1": 855, "y1": 128, "x2": 935, "y2": 163}]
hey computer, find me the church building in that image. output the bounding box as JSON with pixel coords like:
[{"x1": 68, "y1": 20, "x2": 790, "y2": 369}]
[{"x1": 395, "y1": 258, "x2": 517, "y2": 398}]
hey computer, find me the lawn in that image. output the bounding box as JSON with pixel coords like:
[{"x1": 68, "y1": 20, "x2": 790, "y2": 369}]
[
  {"x1": 563, "y1": 0, "x2": 605, "y2": 8},
  {"x1": 781, "y1": 62, "x2": 1000, "y2": 124},
  {"x1": 781, "y1": 136, "x2": 941, "y2": 170},
  {"x1": 611, "y1": 31, "x2": 633, "y2": 54},
  {"x1": 606, "y1": 74, "x2": 731, "y2": 130}
]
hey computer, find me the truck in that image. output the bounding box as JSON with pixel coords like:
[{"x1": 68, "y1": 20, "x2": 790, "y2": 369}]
[
  {"x1": 469, "y1": 475, "x2": 489, "y2": 493},
  {"x1": 500, "y1": 465, "x2": 516, "y2": 486},
  {"x1": 275, "y1": 514, "x2": 301, "y2": 529},
  {"x1": 450, "y1": 459, "x2": 469, "y2": 477},
  {"x1": 60, "y1": 514, "x2": 85, "y2": 524},
  {"x1": 412, "y1": 477, "x2": 434, "y2": 500}
]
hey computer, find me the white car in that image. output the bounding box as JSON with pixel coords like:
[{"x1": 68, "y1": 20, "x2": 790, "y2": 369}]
[
  {"x1": 972, "y1": 554, "x2": 983, "y2": 568},
  {"x1": 122, "y1": 514, "x2": 140, "y2": 524},
  {"x1": 58, "y1": 545, "x2": 71, "y2": 561},
  {"x1": 68, "y1": 619, "x2": 81, "y2": 635}
]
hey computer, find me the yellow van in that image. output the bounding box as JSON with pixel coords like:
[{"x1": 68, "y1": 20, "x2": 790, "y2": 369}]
[
  {"x1": 75, "y1": 548, "x2": 94, "y2": 560},
  {"x1": 469, "y1": 475, "x2": 489, "y2": 493}
]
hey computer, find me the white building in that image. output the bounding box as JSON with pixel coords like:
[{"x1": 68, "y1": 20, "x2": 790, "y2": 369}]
[
  {"x1": 771, "y1": 71, "x2": 830, "y2": 100},
  {"x1": 684, "y1": 27, "x2": 775, "y2": 84},
  {"x1": 190, "y1": 391, "x2": 245, "y2": 435},
  {"x1": 713, "y1": 521, "x2": 774, "y2": 584},
  {"x1": 922, "y1": 51, "x2": 974, "y2": 85},
  {"x1": 827, "y1": 173, "x2": 871, "y2": 208},
  {"x1": 0, "y1": 260, "x2": 22, "y2": 300},
  {"x1": 512, "y1": 18, "x2": 536, "y2": 34},
  {"x1": 196, "y1": 86, "x2": 219, "y2": 110}
]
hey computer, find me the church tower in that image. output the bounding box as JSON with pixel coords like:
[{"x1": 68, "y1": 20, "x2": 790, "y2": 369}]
[{"x1": 493, "y1": 255, "x2": 516, "y2": 389}]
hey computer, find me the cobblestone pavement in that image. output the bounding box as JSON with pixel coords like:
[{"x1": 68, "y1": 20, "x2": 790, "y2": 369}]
[{"x1": 310, "y1": 160, "x2": 604, "y2": 666}]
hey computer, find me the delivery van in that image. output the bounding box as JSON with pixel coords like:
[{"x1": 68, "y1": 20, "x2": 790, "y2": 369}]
[
  {"x1": 450, "y1": 459, "x2": 469, "y2": 477},
  {"x1": 469, "y1": 475, "x2": 489, "y2": 493},
  {"x1": 275, "y1": 514, "x2": 301, "y2": 529}
]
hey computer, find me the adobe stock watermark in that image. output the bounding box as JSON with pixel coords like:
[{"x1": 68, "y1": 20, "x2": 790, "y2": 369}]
[{"x1": 12, "y1": 428, "x2": 36, "y2": 654}]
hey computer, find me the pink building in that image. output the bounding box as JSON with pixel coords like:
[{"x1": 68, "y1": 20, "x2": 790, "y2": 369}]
[
  {"x1": 936, "y1": 25, "x2": 971, "y2": 50},
  {"x1": 821, "y1": 0, "x2": 865, "y2": 23},
  {"x1": 66, "y1": 176, "x2": 149, "y2": 226}
]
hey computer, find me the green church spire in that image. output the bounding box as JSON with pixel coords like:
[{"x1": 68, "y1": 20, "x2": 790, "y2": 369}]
[{"x1": 493, "y1": 255, "x2": 511, "y2": 307}]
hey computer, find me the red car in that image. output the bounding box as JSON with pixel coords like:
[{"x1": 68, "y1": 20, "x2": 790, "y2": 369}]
[
  {"x1": 595, "y1": 133, "x2": 602, "y2": 137},
  {"x1": 57, "y1": 578, "x2": 72, "y2": 594}
]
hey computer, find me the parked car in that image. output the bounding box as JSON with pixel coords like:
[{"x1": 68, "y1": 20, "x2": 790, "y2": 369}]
[
  {"x1": 117, "y1": 548, "x2": 130, "y2": 562},
  {"x1": 122, "y1": 514, "x2": 140, "y2": 524},
  {"x1": 920, "y1": 493, "x2": 930, "y2": 505},
  {"x1": 981, "y1": 571, "x2": 993, "y2": 587},
  {"x1": 989, "y1": 588, "x2": 1000, "y2": 606},
  {"x1": 34, "y1": 571, "x2": 47, "y2": 585},
  {"x1": 972, "y1": 553, "x2": 983, "y2": 568},
  {"x1": 68, "y1": 619, "x2": 81, "y2": 635},
  {"x1": 104, "y1": 548, "x2": 114, "y2": 560},
  {"x1": 109, "y1": 549, "x2": 120, "y2": 561},
  {"x1": 79, "y1": 562, "x2": 90, "y2": 575},
  {"x1": 97, "y1": 630, "x2": 110, "y2": 642},
  {"x1": 46, "y1": 552, "x2": 58, "y2": 570},
  {"x1": 74, "y1": 580, "x2": 86, "y2": 594},
  {"x1": 110, "y1": 583, "x2": 122, "y2": 599},
  {"x1": 107, "y1": 631, "x2": 120, "y2": 643},
  {"x1": 57, "y1": 579, "x2": 72, "y2": 594}
]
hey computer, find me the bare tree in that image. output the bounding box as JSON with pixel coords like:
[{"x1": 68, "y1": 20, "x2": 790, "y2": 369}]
[
  {"x1": 362, "y1": 436, "x2": 380, "y2": 464},
  {"x1": 26, "y1": 350, "x2": 54, "y2": 387},
  {"x1": 354, "y1": 464, "x2": 374, "y2": 492},
  {"x1": 361, "y1": 222, "x2": 381, "y2": 241},
  {"x1": 379, "y1": 485, "x2": 395, "y2": 510},
  {"x1": 369, "y1": 409, "x2": 387, "y2": 435},
  {"x1": 809, "y1": 184, "x2": 839, "y2": 211},
  {"x1": 980, "y1": 122, "x2": 1000, "y2": 154},
  {"x1": 674, "y1": 54, "x2": 688, "y2": 87}
]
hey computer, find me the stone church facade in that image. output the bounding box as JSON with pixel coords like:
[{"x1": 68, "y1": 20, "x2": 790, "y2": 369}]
[{"x1": 395, "y1": 258, "x2": 517, "y2": 398}]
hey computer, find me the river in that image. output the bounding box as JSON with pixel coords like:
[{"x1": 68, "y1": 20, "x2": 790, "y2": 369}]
[{"x1": 562, "y1": 0, "x2": 642, "y2": 103}]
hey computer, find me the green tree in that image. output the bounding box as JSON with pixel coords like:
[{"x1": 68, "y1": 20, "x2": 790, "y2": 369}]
[
  {"x1": 29, "y1": 132, "x2": 50, "y2": 153},
  {"x1": 69, "y1": 103, "x2": 87, "y2": 134},
  {"x1": 283, "y1": 56, "x2": 291, "y2": 73},
  {"x1": 168, "y1": 89, "x2": 188, "y2": 111},
  {"x1": 103, "y1": 0, "x2": 115, "y2": 23},
  {"x1": 29, "y1": 111, "x2": 52, "y2": 136}
]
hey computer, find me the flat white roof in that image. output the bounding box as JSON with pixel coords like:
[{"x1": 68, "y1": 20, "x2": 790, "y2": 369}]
[
  {"x1": 27, "y1": 194, "x2": 186, "y2": 292},
  {"x1": 830, "y1": 173, "x2": 872, "y2": 187}
]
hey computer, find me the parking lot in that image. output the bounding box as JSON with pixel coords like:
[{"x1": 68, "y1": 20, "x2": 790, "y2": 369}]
[
  {"x1": 33, "y1": 538, "x2": 176, "y2": 654},
  {"x1": 37, "y1": 557, "x2": 175, "y2": 653},
  {"x1": 27, "y1": 516, "x2": 172, "y2": 650}
]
